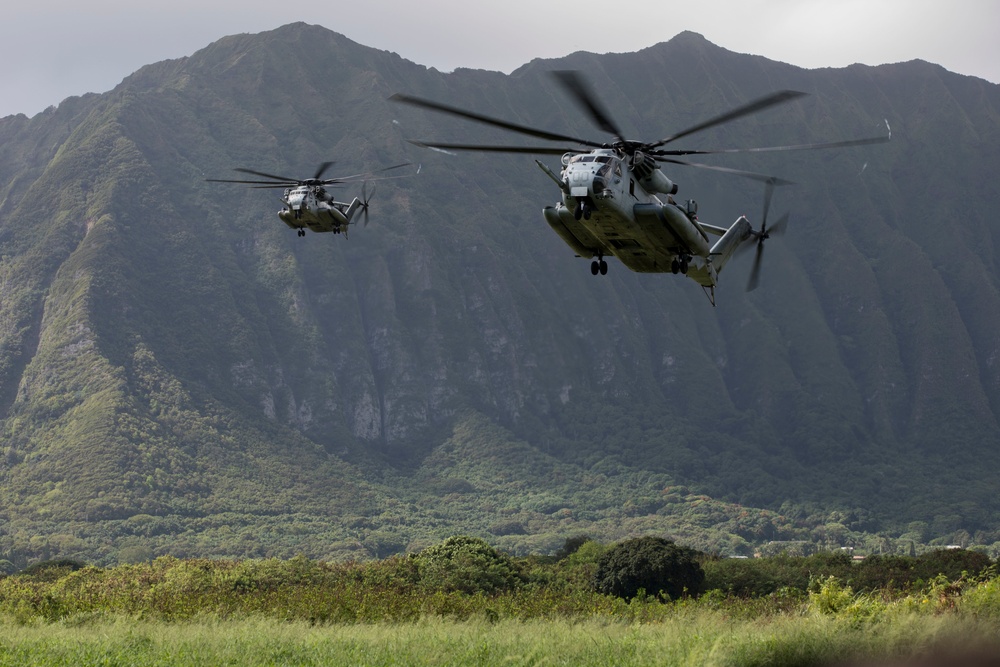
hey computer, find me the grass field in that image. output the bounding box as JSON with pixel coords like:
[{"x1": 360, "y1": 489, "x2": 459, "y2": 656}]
[{"x1": 0, "y1": 611, "x2": 990, "y2": 667}]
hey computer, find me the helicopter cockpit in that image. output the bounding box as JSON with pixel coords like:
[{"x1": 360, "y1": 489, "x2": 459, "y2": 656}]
[
  {"x1": 562, "y1": 151, "x2": 623, "y2": 200},
  {"x1": 285, "y1": 186, "x2": 310, "y2": 212}
]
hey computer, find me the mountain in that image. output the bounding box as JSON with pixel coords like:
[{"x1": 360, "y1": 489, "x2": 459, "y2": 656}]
[{"x1": 0, "y1": 24, "x2": 998, "y2": 564}]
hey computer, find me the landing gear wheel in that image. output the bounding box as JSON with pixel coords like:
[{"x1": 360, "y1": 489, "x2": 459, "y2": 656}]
[
  {"x1": 574, "y1": 203, "x2": 584, "y2": 221},
  {"x1": 680, "y1": 257, "x2": 689, "y2": 274},
  {"x1": 297, "y1": 228, "x2": 306, "y2": 237},
  {"x1": 671, "y1": 259, "x2": 680, "y2": 274},
  {"x1": 599, "y1": 260, "x2": 608, "y2": 275},
  {"x1": 591, "y1": 260, "x2": 599, "y2": 275}
]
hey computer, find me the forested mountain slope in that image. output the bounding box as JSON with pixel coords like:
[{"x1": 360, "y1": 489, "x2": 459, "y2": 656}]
[{"x1": 0, "y1": 24, "x2": 998, "y2": 563}]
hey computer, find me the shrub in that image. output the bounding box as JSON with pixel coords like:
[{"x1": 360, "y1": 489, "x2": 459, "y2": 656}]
[
  {"x1": 851, "y1": 554, "x2": 917, "y2": 591},
  {"x1": 809, "y1": 575, "x2": 854, "y2": 615},
  {"x1": 702, "y1": 556, "x2": 782, "y2": 597},
  {"x1": 913, "y1": 549, "x2": 992, "y2": 582},
  {"x1": 415, "y1": 536, "x2": 522, "y2": 595},
  {"x1": 19, "y1": 559, "x2": 88, "y2": 581},
  {"x1": 593, "y1": 537, "x2": 704, "y2": 601}
]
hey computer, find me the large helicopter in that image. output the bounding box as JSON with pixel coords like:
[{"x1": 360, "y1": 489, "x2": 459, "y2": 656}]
[
  {"x1": 391, "y1": 72, "x2": 889, "y2": 304},
  {"x1": 207, "y1": 162, "x2": 411, "y2": 237}
]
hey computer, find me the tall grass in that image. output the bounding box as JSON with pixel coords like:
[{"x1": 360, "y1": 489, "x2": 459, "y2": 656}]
[{"x1": 0, "y1": 612, "x2": 986, "y2": 667}]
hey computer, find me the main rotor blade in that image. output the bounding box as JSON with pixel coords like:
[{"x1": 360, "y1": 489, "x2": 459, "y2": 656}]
[
  {"x1": 232, "y1": 167, "x2": 302, "y2": 182},
  {"x1": 323, "y1": 162, "x2": 413, "y2": 183},
  {"x1": 551, "y1": 70, "x2": 625, "y2": 141},
  {"x1": 656, "y1": 157, "x2": 796, "y2": 186},
  {"x1": 654, "y1": 133, "x2": 891, "y2": 156},
  {"x1": 313, "y1": 161, "x2": 335, "y2": 180},
  {"x1": 650, "y1": 90, "x2": 807, "y2": 149},
  {"x1": 206, "y1": 178, "x2": 298, "y2": 186},
  {"x1": 406, "y1": 140, "x2": 575, "y2": 155},
  {"x1": 390, "y1": 93, "x2": 604, "y2": 149}
]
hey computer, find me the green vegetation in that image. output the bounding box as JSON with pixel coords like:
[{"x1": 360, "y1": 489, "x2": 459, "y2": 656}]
[
  {"x1": 0, "y1": 541, "x2": 996, "y2": 665},
  {"x1": 702, "y1": 548, "x2": 994, "y2": 597},
  {"x1": 1, "y1": 541, "x2": 993, "y2": 624},
  {"x1": 0, "y1": 615, "x2": 987, "y2": 667},
  {"x1": 593, "y1": 536, "x2": 705, "y2": 600},
  {"x1": 1, "y1": 24, "x2": 1000, "y2": 569},
  {"x1": 0, "y1": 614, "x2": 993, "y2": 667},
  {"x1": 414, "y1": 535, "x2": 523, "y2": 594}
]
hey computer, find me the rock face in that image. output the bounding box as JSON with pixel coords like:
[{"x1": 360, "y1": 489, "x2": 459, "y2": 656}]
[{"x1": 0, "y1": 23, "x2": 999, "y2": 562}]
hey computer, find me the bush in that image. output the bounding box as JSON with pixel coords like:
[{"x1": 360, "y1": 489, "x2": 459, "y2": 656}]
[
  {"x1": 19, "y1": 559, "x2": 88, "y2": 581},
  {"x1": 415, "y1": 536, "x2": 522, "y2": 595},
  {"x1": 913, "y1": 549, "x2": 992, "y2": 582},
  {"x1": 593, "y1": 537, "x2": 704, "y2": 601},
  {"x1": 703, "y1": 556, "x2": 783, "y2": 597}
]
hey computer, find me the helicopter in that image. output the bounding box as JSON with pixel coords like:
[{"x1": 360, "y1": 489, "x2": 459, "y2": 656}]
[
  {"x1": 391, "y1": 72, "x2": 889, "y2": 304},
  {"x1": 207, "y1": 162, "x2": 411, "y2": 237}
]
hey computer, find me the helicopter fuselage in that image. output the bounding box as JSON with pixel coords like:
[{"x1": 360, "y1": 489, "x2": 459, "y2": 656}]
[
  {"x1": 541, "y1": 149, "x2": 751, "y2": 287},
  {"x1": 277, "y1": 185, "x2": 363, "y2": 235}
]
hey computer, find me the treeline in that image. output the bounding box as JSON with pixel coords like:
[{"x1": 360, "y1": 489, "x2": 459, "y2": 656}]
[
  {"x1": 0, "y1": 536, "x2": 996, "y2": 624},
  {"x1": 702, "y1": 548, "x2": 993, "y2": 597}
]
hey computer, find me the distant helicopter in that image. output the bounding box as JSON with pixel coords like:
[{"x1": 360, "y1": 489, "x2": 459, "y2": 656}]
[
  {"x1": 391, "y1": 72, "x2": 889, "y2": 304},
  {"x1": 207, "y1": 162, "x2": 411, "y2": 237}
]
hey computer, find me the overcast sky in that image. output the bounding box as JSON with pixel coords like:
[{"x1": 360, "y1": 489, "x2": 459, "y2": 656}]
[{"x1": 2, "y1": 0, "x2": 998, "y2": 119}]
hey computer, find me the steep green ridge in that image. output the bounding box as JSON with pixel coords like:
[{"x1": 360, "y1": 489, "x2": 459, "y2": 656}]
[{"x1": 0, "y1": 24, "x2": 998, "y2": 564}]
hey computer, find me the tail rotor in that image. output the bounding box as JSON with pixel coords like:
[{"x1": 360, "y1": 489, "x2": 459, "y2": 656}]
[
  {"x1": 360, "y1": 181, "x2": 376, "y2": 227},
  {"x1": 745, "y1": 179, "x2": 790, "y2": 292}
]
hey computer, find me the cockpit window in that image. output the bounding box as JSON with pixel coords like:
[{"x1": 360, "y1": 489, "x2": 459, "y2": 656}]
[{"x1": 569, "y1": 154, "x2": 617, "y2": 164}]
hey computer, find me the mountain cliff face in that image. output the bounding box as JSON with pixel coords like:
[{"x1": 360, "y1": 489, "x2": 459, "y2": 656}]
[{"x1": 0, "y1": 24, "x2": 998, "y2": 563}]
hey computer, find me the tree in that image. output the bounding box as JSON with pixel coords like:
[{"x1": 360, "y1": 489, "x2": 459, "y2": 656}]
[
  {"x1": 593, "y1": 537, "x2": 704, "y2": 601},
  {"x1": 18, "y1": 559, "x2": 88, "y2": 582},
  {"x1": 914, "y1": 548, "x2": 992, "y2": 581},
  {"x1": 416, "y1": 535, "x2": 522, "y2": 594},
  {"x1": 555, "y1": 535, "x2": 592, "y2": 560}
]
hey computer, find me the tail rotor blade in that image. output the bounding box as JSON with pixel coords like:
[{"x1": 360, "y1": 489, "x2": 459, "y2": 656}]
[
  {"x1": 761, "y1": 179, "x2": 775, "y2": 229},
  {"x1": 769, "y1": 213, "x2": 789, "y2": 237},
  {"x1": 361, "y1": 181, "x2": 374, "y2": 227},
  {"x1": 747, "y1": 242, "x2": 764, "y2": 292},
  {"x1": 746, "y1": 180, "x2": 791, "y2": 291}
]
